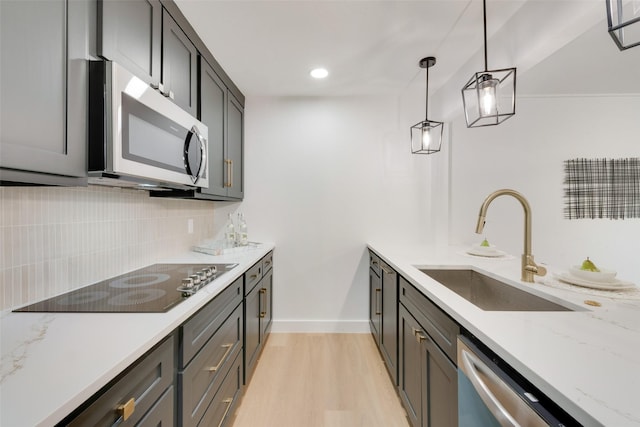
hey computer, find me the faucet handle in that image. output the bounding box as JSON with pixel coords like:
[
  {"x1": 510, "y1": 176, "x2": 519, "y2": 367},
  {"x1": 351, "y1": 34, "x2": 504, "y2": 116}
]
[
  {"x1": 524, "y1": 260, "x2": 547, "y2": 277},
  {"x1": 536, "y1": 264, "x2": 547, "y2": 277}
]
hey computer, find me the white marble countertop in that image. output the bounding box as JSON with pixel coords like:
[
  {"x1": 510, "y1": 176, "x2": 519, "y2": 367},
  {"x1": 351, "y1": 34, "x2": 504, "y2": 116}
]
[
  {"x1": 368, "y1": 242, "x2": 640, "y2": 427},
  {"x1": 0, "y1": 243, "x2": 274, "y2": 427}
]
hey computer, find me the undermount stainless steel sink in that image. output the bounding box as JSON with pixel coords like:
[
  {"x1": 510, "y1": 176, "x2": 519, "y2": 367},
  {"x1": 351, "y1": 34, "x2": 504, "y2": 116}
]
[{"x1": 419, "y1": 268, "x2": 576, "y2": 312}]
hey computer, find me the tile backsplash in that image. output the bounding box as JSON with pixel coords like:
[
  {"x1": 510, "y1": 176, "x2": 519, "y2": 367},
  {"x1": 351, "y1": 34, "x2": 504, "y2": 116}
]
[{"x1": 0, "y1": 185, "x2": 214, "y2": 311}]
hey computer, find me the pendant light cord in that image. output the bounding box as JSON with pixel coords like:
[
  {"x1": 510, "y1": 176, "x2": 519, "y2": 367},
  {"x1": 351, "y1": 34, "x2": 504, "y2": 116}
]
[
  {"x1": 483, "y1": 0, "x2": 488, "y2": 71},
  {"x1": 425, "y1": 64, "x2": 429, "y2": 120}
]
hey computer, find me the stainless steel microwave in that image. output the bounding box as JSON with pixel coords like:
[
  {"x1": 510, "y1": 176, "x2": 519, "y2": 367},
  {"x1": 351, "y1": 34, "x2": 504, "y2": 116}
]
[{"x1": 88, "y1": 61, "x2": 208, "y2": 190}]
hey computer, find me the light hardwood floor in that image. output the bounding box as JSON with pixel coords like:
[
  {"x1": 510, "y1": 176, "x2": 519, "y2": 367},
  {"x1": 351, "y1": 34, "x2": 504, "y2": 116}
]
[{"x1": 232, "y1": 333, "x2": 410, "y2": 427}]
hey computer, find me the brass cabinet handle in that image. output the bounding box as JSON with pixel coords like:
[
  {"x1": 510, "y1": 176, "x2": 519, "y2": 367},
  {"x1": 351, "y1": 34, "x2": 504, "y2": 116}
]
[
  {"x1": 259, "y1": 287, "x2": 267, "y2": 318},
  {"x1": 412, "y1": 327, "x2": 428, "y2": 343},
  {"x1": 375, "y1": 288, "x2": 382, "y2": 315},
  {"x1": 205, "y1": 344, "x2": 234, "y2": 373},
  {"x1": 115, "y1": 398, "x2": 135, "y2": 423},
  {"x1": 229, "y1": 160, "x2": 233, "y2": 188},
  {"x1": 224, "y1": 159, "x2": 232, "y2": 187},
  {"x1": 216, "y1": 398, "x2": 234, "y2": 427},
  {"x1": 380, "y1": 265, "x2": 393, "y2": 275}
]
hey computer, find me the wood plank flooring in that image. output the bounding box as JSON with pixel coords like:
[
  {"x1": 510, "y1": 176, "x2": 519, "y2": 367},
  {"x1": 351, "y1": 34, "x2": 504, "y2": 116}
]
[{"x1": 232, "y1": 333, "x2": 410, "y2": 427}]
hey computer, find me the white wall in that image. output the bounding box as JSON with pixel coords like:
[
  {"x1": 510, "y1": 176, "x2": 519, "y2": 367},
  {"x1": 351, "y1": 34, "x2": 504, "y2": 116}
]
[
  {"x1": 448, "y1": 95, "x2": 640, "y2": 283},
  {"x1": 237, "y1": 95, "x2": 434, "y2": 331}
]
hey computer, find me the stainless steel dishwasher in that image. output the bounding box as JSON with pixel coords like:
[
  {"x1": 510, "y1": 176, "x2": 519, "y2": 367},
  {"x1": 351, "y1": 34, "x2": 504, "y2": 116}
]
[{"x1": 457, "y1": 335, "x2": 579, "y2": 427}]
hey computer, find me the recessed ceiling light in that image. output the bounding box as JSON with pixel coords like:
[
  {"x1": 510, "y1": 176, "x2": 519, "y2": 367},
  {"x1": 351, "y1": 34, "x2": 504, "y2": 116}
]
[{"x1": 310, "y1": 68, "x2": 329, "y2": 79}]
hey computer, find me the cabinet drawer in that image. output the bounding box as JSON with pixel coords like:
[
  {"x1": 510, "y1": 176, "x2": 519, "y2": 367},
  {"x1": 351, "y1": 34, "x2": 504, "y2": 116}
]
[
  {"x1": 244, "y1": 261, "x2": 263, "y2": 296},
  {"x1": 67, "y1": 335, "x2": 174, "y2": 427},
  {"x1": 262, "y1": 251, "x2": 273, "y2": 274},
  {"x1": 180, "y1": 303, "x2": 243, "y2": 427},
  {"x1": 400, "y1": 276, "x2": 459, "y2": 363},
  {"x1": 181, "y1": 277, "x2": 243, "y2": 367},
  {"x1": 135, "y1": 385, "x2": 175, "y2": 426},
  {"x1": 197, "y1": 351, "x2": 243, "y2": 427},
  {"x1": 369, "y1": 250, "x2": 381, "y2": 276}
]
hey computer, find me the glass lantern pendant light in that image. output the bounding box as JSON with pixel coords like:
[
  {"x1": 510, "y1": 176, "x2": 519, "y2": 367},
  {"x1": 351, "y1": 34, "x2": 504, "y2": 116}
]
[
  {"x1": 411, "y1": 57, "x2": 443, "y2": 154},
  {"x1": 461, "y1": 0, "x2": 516, "y2": 128},
  {"x1": 607, "y1": 0, "x2": 640, "y2": 50}
]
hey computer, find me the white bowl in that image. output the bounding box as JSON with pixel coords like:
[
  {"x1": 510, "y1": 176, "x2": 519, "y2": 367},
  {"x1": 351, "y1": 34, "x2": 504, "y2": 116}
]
[{"x1": 569, "y1": 266, "x2": 617, "y2": 283}]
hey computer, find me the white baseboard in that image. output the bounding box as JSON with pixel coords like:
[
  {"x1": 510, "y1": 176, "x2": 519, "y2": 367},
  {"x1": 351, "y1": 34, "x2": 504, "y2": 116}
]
[{"x1": 270, "y1": 319, "x2": 371, "y2": 333}]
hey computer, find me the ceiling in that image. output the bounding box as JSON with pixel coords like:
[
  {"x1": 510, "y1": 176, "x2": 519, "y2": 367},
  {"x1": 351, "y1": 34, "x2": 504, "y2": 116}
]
[{"x1": 175, "y1": 0, "x2": 640, "y2": 100}]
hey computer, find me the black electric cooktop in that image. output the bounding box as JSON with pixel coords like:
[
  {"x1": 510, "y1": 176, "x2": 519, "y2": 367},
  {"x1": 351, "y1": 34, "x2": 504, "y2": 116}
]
[{"x1": 14, "y1": 263, "x2": 237, "y2": 313}]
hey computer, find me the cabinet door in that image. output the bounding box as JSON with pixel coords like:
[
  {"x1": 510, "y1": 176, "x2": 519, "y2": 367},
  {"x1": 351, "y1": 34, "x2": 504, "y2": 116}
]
[
  {"x1": 162, "y1": 8, "x2": 197, "y2": 116},
  {"x1": 244, "y1": 281, "x2": 261, "y2": 384},
  {"x1": 399, "y1": 305, "x2": 424, "y2": 427},
  {"x1": 98, "y1": 0, "x2": 161, "y2": 86},
  {"x1": 380, "y1": 262, "x2": 398, "y2": 384},
  {"x1": 0, "y1": 0, "x2": 87, "y2": 183},
  {"x1": 259, "y1": 268, "x2": 273, "y2": 340},
  {"x1": 369, "y1": 268, "x2": 381, "y2": 346},
  {"x1": 227, "y1": 95, "x2": 244, "y2": 199},
  {"x1": 424, "y1": 337, "x2": 457, "y2": 427},
  {"x1": 199, "y1": 58, "x2": 227, "y2": 197}
]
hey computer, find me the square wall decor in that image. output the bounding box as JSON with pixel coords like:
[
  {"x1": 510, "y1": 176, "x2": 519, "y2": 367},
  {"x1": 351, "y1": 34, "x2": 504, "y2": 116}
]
[{"x1": 564, "y1": 158, "x2": 640, "y2": 219}]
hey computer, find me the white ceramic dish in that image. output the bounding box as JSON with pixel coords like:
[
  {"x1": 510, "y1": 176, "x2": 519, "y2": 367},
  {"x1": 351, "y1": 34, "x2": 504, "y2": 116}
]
[
  {"x1": 466, "y1": 245, "x2": 506, "y2": 258},
  {"x1": 555, "y1": 272, "x2": 635, "y2": 291},
  {"x1": 569, "y1": 266, "x2": 617, "y2": 283}
]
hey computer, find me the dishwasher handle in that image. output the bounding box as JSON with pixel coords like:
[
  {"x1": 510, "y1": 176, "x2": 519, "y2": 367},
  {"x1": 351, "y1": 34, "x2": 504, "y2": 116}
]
[{"x1": 460, "y1": 347, "x2": 520, "y2": 427}]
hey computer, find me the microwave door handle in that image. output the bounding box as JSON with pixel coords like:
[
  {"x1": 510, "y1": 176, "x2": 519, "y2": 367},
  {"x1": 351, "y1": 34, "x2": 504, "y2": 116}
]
[
  {"x1": 184, "y1": 126, "x2": 206, "y2": 184},
  {"x1": 460, "y1": 349, "x2": 520, "y2": 427}
]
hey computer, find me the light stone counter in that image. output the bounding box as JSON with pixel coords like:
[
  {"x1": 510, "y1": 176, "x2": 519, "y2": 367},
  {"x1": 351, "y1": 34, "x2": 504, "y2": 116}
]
[
  {"x1": 368, "y1": 242, "x2": 640, "y2": 427},
  {"x1": 0, "y1": 243, "x2": 274, "y2": 427}
]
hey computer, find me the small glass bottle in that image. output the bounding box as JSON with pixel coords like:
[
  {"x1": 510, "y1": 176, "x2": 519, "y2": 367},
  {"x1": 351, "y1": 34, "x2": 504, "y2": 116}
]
[
  {"x1": 237, "y1": 213, "x2": 248, "y2": 246},
  {"x1": 225, "y1": 213, "x2": 235, "y2": 247}
]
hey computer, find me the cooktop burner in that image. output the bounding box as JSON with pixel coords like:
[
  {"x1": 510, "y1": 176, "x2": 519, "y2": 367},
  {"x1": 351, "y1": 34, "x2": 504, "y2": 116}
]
[{"x1": 14, "y1": 263, "x2": 237, "y2": 313}]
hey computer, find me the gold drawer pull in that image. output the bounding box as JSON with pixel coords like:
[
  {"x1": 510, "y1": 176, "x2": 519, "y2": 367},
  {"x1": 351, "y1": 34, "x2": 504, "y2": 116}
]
[
  {"x1": 116, "y1": 397, "x2": 135, "y2": 422},
  {"x1": 412, "y1": 327, "x2": 428, "y2": 343},
  {"x1": 205, "y1": 344, "x2": 234, "y2": 373},
  {"x1": 259, "y1": 287, "x2": 267, "y2": 318},
  {"x1": 217, "y1": 398, "x2": 234, "y2": 427}
]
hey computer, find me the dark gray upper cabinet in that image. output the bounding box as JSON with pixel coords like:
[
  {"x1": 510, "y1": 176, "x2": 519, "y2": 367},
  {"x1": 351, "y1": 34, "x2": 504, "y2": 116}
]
[
  {"x1": 227, "y1": 94, "x2": 245, "y2": 199},
  {"x1": 0, "y1": 0, "x2": 88, "y2": 185},
  {"x1": 160, "y1": 57, "x2": 245, "y2": 201},
  {"x1": 200, "y1": 58, "x2": 228, "y2": 198},
  {"x1": 162, "y1": 8, "x2": 198, "y2": 116},
  {"x1": 97, "y1": 0, "x2": 162, "y2": 86}
]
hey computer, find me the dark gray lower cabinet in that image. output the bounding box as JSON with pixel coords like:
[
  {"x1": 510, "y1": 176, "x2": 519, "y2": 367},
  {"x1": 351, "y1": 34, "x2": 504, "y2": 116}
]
[
  {"x1": 64, "y1": 335, "x2": 175, "y2": 426},
  {"x1": 179, "y1": 277, "x2": 243, "y2": 427},
  {"x1": 369, "y1": 253, "x2": 381, "y2": 347},
  {"x1": 244, "y1": 252, "x2": 274, "y2": 384},
  {"x1": 368, "y1": 251, "x2": 398, "y2": 385},
  {"x1": 380, "y1": 261, "x2": 398, "y2": 384},
  {"x1": 197, "y1": 351, "x2": 243, "y2": 427},
  {"x1": 398, "y1": 277, "x2": 458, "y2": 427}
]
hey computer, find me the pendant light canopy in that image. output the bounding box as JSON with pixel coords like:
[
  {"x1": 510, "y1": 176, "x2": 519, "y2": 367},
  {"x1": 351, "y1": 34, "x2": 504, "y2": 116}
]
[
  {"x1": 461, "y1": 0, "x2": 516, "y2": 128},
  {"x1": 411, "y1": 57, "x2": 443, "y2": 155},
  {"x1": 607, "y1": 0, "x2": 640, "y2": 50}
]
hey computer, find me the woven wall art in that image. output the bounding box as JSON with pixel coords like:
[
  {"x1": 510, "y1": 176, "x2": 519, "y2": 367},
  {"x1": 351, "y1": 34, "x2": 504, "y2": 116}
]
[{"x1": 563, "y1": 158, "x2": 640, "y2": 219}]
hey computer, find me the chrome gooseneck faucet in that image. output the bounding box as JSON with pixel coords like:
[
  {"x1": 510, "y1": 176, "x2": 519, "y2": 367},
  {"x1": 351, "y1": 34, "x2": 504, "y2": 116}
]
[{"x1": 475, "y1": 189, "x2": 547, "y2": 283}]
